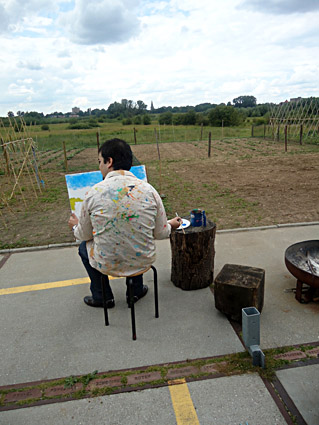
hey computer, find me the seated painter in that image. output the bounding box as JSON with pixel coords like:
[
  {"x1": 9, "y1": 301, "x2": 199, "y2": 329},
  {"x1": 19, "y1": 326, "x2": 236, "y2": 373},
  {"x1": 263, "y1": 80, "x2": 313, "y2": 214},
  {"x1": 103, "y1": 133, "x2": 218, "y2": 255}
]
[{"x1": 68, "y1": 138, "x2": 181, "y2": 308}]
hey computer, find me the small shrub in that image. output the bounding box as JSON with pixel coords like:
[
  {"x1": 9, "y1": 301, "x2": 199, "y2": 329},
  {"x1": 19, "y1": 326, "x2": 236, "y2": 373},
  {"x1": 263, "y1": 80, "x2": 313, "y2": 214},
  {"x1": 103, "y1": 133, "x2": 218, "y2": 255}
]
[
  {"x1": 133, "y1": 115, "x2": 142, "y2": 125},
  {"x1": 41, "y1": 124, "x2": 50, "y2": 131},
  {"x1": 142, "y1": 114, "x2": 151, "y2": 125},
  {"x1": 122, "y1": 118, "x2": 132, "y2": 125}
]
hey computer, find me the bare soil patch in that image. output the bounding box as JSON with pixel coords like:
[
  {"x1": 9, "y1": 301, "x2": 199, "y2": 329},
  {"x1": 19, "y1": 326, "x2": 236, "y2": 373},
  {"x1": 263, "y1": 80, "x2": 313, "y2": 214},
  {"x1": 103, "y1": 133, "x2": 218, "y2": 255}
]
[{"x1": 1, "y1": 138, "x2": 318, "y2": 249}]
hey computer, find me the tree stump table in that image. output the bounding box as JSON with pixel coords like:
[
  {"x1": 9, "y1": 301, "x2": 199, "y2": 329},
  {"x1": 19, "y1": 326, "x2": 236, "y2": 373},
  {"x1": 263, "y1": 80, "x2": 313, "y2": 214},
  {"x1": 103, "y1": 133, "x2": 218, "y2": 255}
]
[
  {"x1": 170, "y1": 217, "x2": 216, "y2": 290},
  {"x1": 214, "y1": 263, "x2": 265, "y2": 322}
]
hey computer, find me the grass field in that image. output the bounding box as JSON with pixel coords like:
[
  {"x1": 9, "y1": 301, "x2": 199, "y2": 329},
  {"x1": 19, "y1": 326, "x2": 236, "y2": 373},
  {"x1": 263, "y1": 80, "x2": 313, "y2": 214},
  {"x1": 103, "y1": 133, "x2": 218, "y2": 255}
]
[
  {"x1": 22, "y1": 120, "x2": 285, "y2": 151},
  {"x1": 1, "y1": 121, "x2": 318, "y2": 249}
]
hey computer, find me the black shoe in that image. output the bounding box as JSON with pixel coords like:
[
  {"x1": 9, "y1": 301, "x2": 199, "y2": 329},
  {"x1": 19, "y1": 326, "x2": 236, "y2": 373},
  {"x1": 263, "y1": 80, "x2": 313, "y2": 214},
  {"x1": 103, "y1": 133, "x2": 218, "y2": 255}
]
[
  {"x1": 127, "y1": 285, "x2": 148, "y2": 307},
  {"x1": 84, "y1": 296, "x2": 115, "y2": 308}
]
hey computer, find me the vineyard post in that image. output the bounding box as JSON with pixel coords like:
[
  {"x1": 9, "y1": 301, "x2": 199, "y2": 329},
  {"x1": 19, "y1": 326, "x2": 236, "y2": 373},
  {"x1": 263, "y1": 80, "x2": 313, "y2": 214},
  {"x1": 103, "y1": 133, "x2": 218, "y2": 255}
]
[
  {"x1": 222, "y1": 120, "x2": 224, "y2": 139},
  {"x1": 208, "y1": 131, "x2": 212, "y2": 157},
  {"x1": 251, "y1": 124, "x2": 254, "y2": 137},
  {"x1": 284, "y1": 125, "x2": 288, "y2": 152},
  {"x1": 299, "y1": 124, "x2": 303, "y2": 145},
  {"x1": 263, "y1": 124, "x2": 266, "y2": 139},
  {"x1": 200, "y1": 123, "x2": 203, "y2": 141},
  {"x1": 96, "y1": 131, "x2": 100, "y2": 151},
  {"x1": 133, "y1": 127, "x2": 137, "y2": 145},
  {"x1": 1, "y1": 139, "x2": 10, "y2": 176},
  {"x1": 172, "y1": 123, "x2": 175, "y2": 142},
  {"x1": 155, "y1": 128, "x2": 163, "y2": 197}
]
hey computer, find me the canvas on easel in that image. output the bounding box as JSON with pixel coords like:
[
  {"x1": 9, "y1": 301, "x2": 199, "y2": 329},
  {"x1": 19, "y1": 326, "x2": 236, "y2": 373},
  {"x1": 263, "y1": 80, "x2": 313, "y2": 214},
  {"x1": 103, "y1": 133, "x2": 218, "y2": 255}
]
[{"x1": 65, "y1": 165, "x2": 147, "y2": 217}]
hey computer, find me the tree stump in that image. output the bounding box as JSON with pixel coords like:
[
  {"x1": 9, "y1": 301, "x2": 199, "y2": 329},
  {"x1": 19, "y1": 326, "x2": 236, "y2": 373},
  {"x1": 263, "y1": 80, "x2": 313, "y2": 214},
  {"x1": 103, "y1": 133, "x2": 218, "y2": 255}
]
[
  {"x1": 170, "y1": 217, "x2": 216, "y2": 290},
  {"x1": 214, "y1": 264, "x2": 265, "y2": 322}
]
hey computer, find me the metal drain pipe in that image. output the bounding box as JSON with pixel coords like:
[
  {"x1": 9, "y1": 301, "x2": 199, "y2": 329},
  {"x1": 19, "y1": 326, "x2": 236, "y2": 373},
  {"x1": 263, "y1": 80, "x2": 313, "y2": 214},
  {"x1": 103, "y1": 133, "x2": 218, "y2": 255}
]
[{"x1": 242, "y1": 307, "x2": 265, "y2": 368}]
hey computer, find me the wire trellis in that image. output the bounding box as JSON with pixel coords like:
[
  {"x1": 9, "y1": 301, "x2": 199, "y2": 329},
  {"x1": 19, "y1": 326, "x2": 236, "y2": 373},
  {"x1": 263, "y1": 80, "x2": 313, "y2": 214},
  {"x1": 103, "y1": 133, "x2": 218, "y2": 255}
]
[
  {"x1": 0, "y1": 117, "x2": 44, "y2": 216},
  {"x1": 269, "y1": 97, "x2": 319, "y2": 143}
]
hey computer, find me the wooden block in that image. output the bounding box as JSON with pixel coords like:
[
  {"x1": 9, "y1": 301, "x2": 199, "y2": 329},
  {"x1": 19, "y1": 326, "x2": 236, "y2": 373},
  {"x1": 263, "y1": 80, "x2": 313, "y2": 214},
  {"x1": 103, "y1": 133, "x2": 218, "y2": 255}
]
[{"x1": 214, "y1": 264, "x2": 265, "y2": 322}]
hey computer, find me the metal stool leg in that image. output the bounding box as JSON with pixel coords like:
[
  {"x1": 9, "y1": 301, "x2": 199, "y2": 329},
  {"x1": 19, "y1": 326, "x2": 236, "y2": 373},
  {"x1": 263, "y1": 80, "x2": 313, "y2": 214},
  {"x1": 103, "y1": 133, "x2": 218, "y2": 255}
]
[
  {"x1": 101, "y1": 275, "x2": 109, "y2": 326},
  {"x1": 128, "y1": 278, "x2": 136, "y2": 340},
  {"x1": 151, "y1": 266, "x2": 159, "y2": 318}
]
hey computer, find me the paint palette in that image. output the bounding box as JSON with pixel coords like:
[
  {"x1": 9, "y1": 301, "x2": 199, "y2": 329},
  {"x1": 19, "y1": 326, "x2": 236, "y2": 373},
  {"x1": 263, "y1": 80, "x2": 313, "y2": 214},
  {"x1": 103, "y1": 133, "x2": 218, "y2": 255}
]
[{"x1": 176, "y1": 218, "x2": 190, "y2": 230}]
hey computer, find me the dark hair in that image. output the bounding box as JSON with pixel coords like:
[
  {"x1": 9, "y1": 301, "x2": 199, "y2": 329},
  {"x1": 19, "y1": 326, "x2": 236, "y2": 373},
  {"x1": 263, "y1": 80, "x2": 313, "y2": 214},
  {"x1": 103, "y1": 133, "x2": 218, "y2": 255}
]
[{"x1": 98, "y1": 138, "x2": 132, "y2": 171}]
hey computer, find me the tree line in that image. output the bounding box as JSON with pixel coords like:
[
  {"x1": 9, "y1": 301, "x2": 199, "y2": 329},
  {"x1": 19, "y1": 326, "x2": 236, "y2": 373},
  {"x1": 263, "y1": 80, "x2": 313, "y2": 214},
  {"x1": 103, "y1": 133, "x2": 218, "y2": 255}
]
[{"x1": 3, "y1": 96, "x2": 318, "y2": 129}]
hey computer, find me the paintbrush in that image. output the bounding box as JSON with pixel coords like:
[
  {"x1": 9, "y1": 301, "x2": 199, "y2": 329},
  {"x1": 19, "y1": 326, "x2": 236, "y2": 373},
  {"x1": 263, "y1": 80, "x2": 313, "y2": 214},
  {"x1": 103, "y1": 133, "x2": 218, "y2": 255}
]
[{"x1": 175, "y1": 212, "x2": 185, "y2": 234}]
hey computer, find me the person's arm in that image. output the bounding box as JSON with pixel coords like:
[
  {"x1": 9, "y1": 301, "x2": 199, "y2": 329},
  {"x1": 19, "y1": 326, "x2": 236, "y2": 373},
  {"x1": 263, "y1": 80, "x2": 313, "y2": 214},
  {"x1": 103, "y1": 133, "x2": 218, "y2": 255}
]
[
  {"x1": 153, "y1": 190, "x2": 180, "y2": 239},
  {"x1": 68, "y1": 196, "x2": 93, "y2": 241}
]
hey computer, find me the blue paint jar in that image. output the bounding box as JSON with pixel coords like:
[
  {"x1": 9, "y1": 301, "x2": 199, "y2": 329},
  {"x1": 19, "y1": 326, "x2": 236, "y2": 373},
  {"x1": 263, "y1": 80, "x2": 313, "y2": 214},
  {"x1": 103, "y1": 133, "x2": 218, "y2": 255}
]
[{"x1": 190, "y1": 209, "x2": 206, "y2": 227}]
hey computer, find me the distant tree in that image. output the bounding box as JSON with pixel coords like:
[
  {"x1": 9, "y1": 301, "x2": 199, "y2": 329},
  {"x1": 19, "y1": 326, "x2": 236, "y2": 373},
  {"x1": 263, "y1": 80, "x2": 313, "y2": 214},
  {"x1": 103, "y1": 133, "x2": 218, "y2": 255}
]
[
  {"x1": 16, "y1": 110, "x2": 24, "y2": 116},
  {"x1": 183, "y1": 110, "x2": 196, "y2": 125},
  {"x1": 107, "y1": 101, "x2": 124, "y2": 118},
  {"x1": 122, "y1": 117, "x2": 132, "y2": 125},
  {"x1": 7, "y1": 111, "x2": 14, "y2": 117},
  {"x1": 196, "y1": 113, "x2": 209, "y2": 126},
  {"x1": 233, "y1": 95, "x2": 257, "y2": 108},
  {"x1": 121, "y1": 99, "x2": 134, "y2": 114},
  {"x1": 133, "y1": 115, "x2": 142, "y2": 124},
  {"x1": 155, "y1": 105, "x2": 172, "y2": 114},
  {"x1": 24, "y1": 111, "x2": 44, "y2": 119},
  {"x1": 172, "y1": 113, "x2": 185, "y2": 125},
  {"x1": 142, "y1": 114, "x2": 151, "y2": 125},
  {"x1": 194, "y1": 103, "x2": 216, "y2": 112},
  {"x1": 150, "y1": 101, "x2": 154, "y2": 112},
  {"x1": 136, "y1": 100, "x2": 147, "y2": 114},
  {"x1": 159, "y1": 111, "x2": 173, "y2": 125},
  {"x1": 208, "y1": 105, "x2": 244, "y2": 126}
]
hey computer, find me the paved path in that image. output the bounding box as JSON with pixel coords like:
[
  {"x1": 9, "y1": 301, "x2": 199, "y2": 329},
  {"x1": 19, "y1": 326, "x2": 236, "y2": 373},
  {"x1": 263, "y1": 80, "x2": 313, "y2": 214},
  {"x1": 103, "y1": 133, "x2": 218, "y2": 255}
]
[{"x1": 0, "y1": 223, "x2": 318, "y2": 424}]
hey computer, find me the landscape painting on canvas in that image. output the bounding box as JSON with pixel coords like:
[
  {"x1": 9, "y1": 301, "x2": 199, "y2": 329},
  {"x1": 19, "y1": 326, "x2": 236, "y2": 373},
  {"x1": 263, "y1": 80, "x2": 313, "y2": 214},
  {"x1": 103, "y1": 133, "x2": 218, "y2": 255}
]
[{"x1": 65, "y1": 165, "x2": 147, "y2": 217}]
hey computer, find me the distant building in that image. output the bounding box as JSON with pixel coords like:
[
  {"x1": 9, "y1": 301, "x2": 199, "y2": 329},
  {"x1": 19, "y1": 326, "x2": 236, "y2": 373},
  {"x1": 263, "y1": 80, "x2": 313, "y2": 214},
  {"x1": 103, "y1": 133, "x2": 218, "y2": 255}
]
[{"x1": 72, "y1": 107, "x2": 81, "y2": 114}]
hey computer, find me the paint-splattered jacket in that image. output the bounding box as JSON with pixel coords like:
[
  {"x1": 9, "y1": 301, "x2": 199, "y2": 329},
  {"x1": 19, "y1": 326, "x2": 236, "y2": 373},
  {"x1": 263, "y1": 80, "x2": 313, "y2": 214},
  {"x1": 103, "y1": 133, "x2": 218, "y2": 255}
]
[{"x1": 74, "y1": 170, "x2": 171, "y2": 276}]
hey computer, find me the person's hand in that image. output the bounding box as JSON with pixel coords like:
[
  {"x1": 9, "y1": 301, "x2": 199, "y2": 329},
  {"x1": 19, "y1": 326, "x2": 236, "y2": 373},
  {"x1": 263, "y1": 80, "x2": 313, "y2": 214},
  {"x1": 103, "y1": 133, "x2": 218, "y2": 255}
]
[
  {"x1": 168, "y1": 216, "x2": 182, "y2": 230},
  {"x1": 68, "y1": 213, "x2": 79, "y2": 230}
]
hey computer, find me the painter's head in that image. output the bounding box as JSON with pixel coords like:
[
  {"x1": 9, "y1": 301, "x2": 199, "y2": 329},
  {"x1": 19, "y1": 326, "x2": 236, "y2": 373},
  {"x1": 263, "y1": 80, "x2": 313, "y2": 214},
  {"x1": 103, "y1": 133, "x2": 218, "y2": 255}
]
[{"x1": 98, "y1": 138, "x2": 132, "y2": 177}]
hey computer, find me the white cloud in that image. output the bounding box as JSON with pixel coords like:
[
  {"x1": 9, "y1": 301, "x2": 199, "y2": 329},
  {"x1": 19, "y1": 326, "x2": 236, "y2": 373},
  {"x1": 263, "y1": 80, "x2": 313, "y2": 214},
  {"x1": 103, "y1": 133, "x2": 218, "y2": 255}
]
[
  {"x1": 17, "y1": 60, "x2": 43, "y2": 70},
  {"x1": 73, "y1": 96, "x2": 90, "y2": 109},
  {"x1": 60, "y1": 0, "x2": 141, "y2": 45},
  {"x1": 8, "y1": 83, "x2": 34, "y2": 96},
  {"x1": 0, "y1": 0, "x2": 58, "y2": 33},
  {"x1": 0, "y1": 0, "x2": 318, "y2": 115},
  {"x1": 239, "y1": 0, "x2": 319, "y2": 14},
  {"x1": 57, "y1": 49, "x2": 71, "y2": 58}
]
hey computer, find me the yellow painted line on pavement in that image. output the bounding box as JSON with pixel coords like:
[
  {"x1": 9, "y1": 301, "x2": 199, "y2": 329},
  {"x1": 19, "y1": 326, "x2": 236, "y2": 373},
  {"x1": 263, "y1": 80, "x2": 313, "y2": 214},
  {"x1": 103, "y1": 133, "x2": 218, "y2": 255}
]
[
  {"x1": 0, "y1": 276, "x2": 122, "y2": 296},
  {"x1": 168, "y1": 378, "x2": 200, "y2": 425}
]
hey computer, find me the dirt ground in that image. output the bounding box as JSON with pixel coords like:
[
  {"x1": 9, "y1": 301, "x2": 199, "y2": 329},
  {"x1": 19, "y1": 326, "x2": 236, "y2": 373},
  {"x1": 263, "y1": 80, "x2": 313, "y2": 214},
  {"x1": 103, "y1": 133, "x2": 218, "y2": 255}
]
[{"x1": 1, "y1": 138, "x2": 319, "y2": 249}]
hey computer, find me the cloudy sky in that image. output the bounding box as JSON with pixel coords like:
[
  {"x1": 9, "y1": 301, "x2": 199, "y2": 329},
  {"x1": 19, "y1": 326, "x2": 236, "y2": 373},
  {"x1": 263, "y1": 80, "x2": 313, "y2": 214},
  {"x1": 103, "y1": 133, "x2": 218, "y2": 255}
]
[{"x1": 0, "y1": 0, "x2": 318, "y2": 116}]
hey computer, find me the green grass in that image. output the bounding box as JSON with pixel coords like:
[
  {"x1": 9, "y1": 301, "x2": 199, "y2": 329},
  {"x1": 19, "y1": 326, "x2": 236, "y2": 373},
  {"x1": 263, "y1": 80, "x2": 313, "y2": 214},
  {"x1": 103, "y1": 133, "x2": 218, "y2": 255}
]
[{"x1": 12, "y1": 121, "x2": 257, "y2": 152}]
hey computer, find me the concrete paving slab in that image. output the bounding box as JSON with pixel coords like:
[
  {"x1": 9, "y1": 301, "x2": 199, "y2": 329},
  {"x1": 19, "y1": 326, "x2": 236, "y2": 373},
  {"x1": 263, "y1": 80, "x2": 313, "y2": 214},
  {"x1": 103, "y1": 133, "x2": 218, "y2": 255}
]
[
  {"x1": 0, "y1": 240, "x2": 243, "y2": 386},
  {"x1": 188, "y1": 374, "x2": 286, "y2": 425},
  {"x1": 1, "y1": 224, "x2": 318, "y2": 424},
  {"x1": 214, "y1": 224, "x2": 319, "y2": 348},
  {"x1": 0, "y1": 374, "x2": 287, "y2": 425},
  {"x1": 0, "y1": 386, "x2": 175, "y2": 425},
  {"x1": 276, "y1": 364, "x2": 319, "y2": 425},
  {"x1": 0, "y1": 247, "x2": 84, "y2": 288}
]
